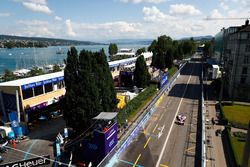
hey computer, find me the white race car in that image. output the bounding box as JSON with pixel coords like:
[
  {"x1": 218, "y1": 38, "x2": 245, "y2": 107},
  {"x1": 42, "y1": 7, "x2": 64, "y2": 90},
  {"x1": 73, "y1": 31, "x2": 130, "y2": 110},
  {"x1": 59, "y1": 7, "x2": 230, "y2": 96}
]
[{"x1": 176, "y1": 114, "x2": 187, "y2": 125}]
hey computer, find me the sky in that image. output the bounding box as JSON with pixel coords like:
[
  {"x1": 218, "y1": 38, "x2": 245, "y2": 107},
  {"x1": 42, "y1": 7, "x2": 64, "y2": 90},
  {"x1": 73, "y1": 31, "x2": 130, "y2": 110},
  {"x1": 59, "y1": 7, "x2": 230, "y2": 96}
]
[{"x1": 0, "y1": 0, "x2": 249, "y2": 41}]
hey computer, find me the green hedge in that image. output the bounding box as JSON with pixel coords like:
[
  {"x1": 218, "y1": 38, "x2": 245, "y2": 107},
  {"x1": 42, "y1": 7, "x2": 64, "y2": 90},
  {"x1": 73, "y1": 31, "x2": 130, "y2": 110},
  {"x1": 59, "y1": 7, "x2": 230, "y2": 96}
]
[
  {"x1": 117, "y1": 85, "x2": 157, "y2": 125},
  {"x1": 168, "y1": 66, "x2": 178, "y2": 79}
]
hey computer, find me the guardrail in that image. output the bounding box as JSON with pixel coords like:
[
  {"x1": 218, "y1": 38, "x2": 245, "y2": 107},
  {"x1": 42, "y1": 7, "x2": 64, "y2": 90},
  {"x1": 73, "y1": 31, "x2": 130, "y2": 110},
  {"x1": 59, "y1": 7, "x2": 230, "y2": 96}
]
[
  {"x1": 201, "y1": 62, "x2": 206, "y2": 167},
  {"x1": 97, "y1": 63, "x2": 187, "y2": 167}
]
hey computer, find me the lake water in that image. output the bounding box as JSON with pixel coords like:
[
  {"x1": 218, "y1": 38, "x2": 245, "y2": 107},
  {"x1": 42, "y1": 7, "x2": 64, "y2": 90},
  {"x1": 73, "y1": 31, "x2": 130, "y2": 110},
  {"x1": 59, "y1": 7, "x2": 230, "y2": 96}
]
[{"x1": 0, "y1": 44, "x2": 148, "y2": 74}]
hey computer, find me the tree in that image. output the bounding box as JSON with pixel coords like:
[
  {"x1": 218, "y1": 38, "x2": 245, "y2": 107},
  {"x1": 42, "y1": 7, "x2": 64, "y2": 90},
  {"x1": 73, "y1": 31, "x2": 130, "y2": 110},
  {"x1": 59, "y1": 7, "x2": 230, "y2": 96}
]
[
  {"x1": 136, "y1": 47, "x2": 146, "y2": 56},
  {"x1": 182, "y1": 40, "x2": 196, "y2": 57},
  {"x1": 62, "y1": 47, "x2": 81, "y2": 130},
  {"x1": 3, "y1": 69, "x2": 16, "y2": 81},
  {"x1": 134, "y1": 55, "x2": 150, "y2": 88},
  {"x1": 28, "y1": 67, "x2": 44, "y2": 76},
  {"x1": 94, "y1": 49, "x2": 117, "y2": 112},
  {"x1": 108, "y1": 43, "x2": 118, "y2": 56},
  {"x1": 62, "y1": 47, "x2": 117, "y2": 132},
  {"x1": 52, "y1": 64, "x2": 61, "y2": 72},
  {"x1": 150, "y1": 35, "x2": 174, "y2": 70}
]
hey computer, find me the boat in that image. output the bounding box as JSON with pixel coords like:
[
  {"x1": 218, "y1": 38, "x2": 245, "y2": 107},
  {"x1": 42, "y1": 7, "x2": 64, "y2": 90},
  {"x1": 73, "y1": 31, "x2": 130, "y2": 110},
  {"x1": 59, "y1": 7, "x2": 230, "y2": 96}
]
[{"x1": 56, "y1": 48, "x2": 65, "y2": 54}]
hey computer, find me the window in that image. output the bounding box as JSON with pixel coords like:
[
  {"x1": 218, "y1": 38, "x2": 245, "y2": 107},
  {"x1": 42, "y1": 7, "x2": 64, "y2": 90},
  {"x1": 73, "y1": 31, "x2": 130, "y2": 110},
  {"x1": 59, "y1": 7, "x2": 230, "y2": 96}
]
[
  {"x1": 242, "y1": 67, "x2": 248, "y2": 75},
  {"x1": 34, "y1": 85, "x2": 44, "y2": 96},
  {"x1": 57, "y1": 80, "x2": 65, "y2": 89},
  {"x1": 245, "y1": 44, "x2": 250, "y2": 52},
  {"x1": 22, "y1": 88, "x2": 34, "y2": 100},
  {"x1": 44, "y1": 83, "x2": 53, "y2": 93},
  {"x1": 240, "y1": 76, "x2": 247, "y2": 84},
  {"x1": 243, "y1": 55, "x2": 249, "y2": 64}
]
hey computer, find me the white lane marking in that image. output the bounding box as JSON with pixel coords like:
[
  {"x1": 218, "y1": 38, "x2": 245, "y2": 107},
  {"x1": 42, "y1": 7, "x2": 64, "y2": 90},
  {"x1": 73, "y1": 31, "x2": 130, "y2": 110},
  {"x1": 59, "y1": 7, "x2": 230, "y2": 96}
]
[
  {"x1": 158, "y1": 125, "x2": 165, "y2": 139},
  {"x1": 155, "y1": 67, "x2": 194, "y2": 167}
]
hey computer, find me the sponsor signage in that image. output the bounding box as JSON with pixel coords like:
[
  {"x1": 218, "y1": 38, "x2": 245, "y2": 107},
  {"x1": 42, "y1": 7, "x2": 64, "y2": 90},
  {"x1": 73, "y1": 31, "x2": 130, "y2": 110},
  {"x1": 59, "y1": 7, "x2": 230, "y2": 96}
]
[
  {"x1": 160, "y1": 74, "x2": 168, "y2": 89},
  {"x1": 21, "y1": 76, "x2": 64, "y2": 90},
  {"x1": 104, "y1": 123, "x2": 118, "y2": 155},
  {"x1": 0, "y1": 155, "x2": 50, "y2": 167},
  {"x1": 25, "y1": 102, "x2": 48, "y2": 113}
]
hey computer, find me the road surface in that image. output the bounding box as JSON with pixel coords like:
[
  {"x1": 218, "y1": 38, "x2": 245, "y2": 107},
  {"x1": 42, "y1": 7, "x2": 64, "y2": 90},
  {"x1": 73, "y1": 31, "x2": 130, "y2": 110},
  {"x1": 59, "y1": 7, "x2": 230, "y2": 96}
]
[{"x1": 114, "y1": 61, "x2": 202, "y2": 167}]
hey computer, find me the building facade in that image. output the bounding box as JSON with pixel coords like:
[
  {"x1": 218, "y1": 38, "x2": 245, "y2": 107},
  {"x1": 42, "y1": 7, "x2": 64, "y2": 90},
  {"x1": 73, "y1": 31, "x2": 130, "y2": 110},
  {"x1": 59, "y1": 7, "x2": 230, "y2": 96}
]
[
  {"x1": 214, "y1": 20, "x2": 250, "y2": 101},
  {"x1": 0, "y1": 71, "x2": 65, "y2": 123}
]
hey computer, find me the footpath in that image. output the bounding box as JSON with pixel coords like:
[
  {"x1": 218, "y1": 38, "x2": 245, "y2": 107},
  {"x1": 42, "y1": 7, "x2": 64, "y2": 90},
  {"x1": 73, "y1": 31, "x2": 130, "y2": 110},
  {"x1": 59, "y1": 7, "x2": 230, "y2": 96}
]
[{"x1": 204, "y1": 80, "x2": 228, "y2": 167}]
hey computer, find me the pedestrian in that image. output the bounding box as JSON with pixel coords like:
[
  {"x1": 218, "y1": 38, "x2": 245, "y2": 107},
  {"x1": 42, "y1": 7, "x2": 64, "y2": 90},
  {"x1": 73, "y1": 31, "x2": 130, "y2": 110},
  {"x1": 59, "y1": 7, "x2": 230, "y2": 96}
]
[
  {"x1": 212, "y1": 117, "x2": 215, "y2": 125},
  {"x1": 13, "y1": 140, "x2": 16, "y2": 149}
]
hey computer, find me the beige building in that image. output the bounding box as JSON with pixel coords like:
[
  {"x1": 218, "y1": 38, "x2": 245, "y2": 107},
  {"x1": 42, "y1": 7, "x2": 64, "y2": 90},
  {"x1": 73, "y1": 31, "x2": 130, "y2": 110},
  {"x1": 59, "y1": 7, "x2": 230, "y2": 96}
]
[{"x1": 0, "y1": 71, "x2": 65, "y2": 123}]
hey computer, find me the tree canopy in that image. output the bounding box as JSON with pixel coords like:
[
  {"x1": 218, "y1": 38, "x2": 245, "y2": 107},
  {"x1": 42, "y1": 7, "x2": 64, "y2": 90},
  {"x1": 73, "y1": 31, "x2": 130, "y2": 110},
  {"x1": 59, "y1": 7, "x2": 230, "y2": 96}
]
[
  {"x1": 136, "y1": 47, "x2": 146, "y2": 56},
  {"x1": 62, "y1": 47, "x2": 117, "y2": 132},
  {"x1": 149, "y1": 35, "x2": 196, "y2": 70},
  {"x1": 108, "y1": 43, "x2": 118, "y2": 56},
  {"x1": 134, "y1": 55, "x2": 150, "y2": 88}
]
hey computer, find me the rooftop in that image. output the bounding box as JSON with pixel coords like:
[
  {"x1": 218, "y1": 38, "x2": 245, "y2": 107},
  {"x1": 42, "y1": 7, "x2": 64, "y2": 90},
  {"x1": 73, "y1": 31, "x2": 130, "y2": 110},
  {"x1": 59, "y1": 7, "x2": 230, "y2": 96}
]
[
  {"x1": 109, "y1": 52, "x2": 152, "y2": 68},
  {"x1": 0, "y1": 71, "x2": 64, "y2": 87}
]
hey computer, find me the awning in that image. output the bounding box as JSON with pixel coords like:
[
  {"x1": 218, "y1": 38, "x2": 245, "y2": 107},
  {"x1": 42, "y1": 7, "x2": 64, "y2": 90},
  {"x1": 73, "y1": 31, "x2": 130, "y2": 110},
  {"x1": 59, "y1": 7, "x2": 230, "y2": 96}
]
[{"x1": 93, "y1": 112, "x2": 118, "y2": 120}]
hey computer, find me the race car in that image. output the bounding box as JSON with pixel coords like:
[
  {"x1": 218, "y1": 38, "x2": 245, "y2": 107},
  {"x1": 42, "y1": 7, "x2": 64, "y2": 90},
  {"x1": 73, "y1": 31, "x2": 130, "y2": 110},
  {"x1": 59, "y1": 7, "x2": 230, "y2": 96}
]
[{"x1": 176, "y1": 114, "x2": 187, "y2": 125}]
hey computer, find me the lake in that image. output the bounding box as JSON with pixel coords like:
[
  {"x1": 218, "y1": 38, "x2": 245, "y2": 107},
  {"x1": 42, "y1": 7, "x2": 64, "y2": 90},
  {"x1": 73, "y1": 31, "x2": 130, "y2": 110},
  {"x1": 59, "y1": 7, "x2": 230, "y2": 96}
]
[{"x1": 0, "y1": 44, "x2": 148, "y2": 74}]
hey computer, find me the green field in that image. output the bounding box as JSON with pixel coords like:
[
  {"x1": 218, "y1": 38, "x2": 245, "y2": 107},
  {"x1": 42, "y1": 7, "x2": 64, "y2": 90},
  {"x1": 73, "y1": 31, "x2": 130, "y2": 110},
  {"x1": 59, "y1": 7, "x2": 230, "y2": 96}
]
[
  {"x1": 223, "y1": 104, "x2": 250, "y2": 127},
  {"x1": 228, "y1": 131, "x2": 248, "y2": 167}
]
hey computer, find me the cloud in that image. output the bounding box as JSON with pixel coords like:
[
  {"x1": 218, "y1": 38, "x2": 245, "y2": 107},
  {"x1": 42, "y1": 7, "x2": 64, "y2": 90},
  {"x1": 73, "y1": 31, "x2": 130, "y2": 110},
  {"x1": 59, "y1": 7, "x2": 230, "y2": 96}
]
[
  {"x1": 65, "y1": 19, "x2": 76, "y2": 37},
  {"x1": 15, "y1": 19, "x2": 55, "y2": 37},
  {"x1": 206, "y1": 9, "x2": 223, "y2": 19},
  {"x1": 220, "y1": 2, "x2": 229, "y2": 10},
  {"x1": 120, "y1": 0, "x2": 167, "y2": 4},
  {"x1": 0, "y1": 12, "x2": 11, "y2": 17},
  {"x1": 17, "y1": 0, "x2": 52, "y2": 14},
  {"x1": 54, "y1": 16, "x2": 62, "y2": 21},
  {"x1": 143, "y1": 6, "x2": 176, "y2": 22},
  {"x1": 169, "y1": 4, "x2": 201, "y2": 16}
]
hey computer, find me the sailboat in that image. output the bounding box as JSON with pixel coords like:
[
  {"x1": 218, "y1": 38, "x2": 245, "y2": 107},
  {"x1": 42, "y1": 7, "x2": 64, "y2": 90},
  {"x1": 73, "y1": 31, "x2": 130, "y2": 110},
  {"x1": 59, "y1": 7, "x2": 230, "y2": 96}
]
[{"x1": 56, "y1": 47, "x2": 65, "y2": 54}]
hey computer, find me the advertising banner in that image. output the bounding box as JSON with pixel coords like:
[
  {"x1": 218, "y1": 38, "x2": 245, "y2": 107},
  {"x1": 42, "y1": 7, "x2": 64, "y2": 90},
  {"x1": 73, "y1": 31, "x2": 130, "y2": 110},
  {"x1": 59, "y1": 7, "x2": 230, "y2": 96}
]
[
  {"x1": 160, "y1": 74, "x2": 168, "y2": 89},
  {"x1": 21, "y1": 76, "x2": 64, "y2": 90},
  {"x1": 104, "y1": 123, "x2": 118, "y2": 155},
  {"x1": 0, "y1": 155, "x2": 50, "y2": 167}
]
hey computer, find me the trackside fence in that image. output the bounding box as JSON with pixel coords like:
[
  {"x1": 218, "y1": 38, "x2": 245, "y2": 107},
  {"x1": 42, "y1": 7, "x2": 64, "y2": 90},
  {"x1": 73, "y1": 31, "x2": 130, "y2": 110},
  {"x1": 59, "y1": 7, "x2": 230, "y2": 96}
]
[{"x1": 201, "y1": 62, "x2": 206, "y2": 167}]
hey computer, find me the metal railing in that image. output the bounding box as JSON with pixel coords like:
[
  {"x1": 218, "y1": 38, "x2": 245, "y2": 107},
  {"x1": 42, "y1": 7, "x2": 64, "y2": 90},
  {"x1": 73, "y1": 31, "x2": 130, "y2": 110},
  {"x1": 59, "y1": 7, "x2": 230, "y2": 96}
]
[{"x1": 201, "y1": 62, "x2": 206, "y2": 167}]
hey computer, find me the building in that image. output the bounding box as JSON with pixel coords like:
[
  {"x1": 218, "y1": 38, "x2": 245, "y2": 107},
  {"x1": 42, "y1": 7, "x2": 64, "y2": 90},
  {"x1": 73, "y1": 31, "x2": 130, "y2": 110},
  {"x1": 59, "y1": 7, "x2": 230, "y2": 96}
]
[
  {"x1": 0, "y1": 71, "x2": 65, "y2": 123},
  {"x1": 0, "y1": 53, "x2": 153, "y2": 123},
  {"x1": 213, "y1": 20, "x2": 250, "y2": 101}
]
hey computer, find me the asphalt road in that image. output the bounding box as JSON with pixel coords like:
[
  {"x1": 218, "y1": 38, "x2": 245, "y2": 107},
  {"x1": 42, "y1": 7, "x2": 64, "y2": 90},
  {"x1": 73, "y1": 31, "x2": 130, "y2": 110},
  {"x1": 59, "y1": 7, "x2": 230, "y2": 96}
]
[{"x1": 114, "y1": 61, "x2": 201, "y2": 167}]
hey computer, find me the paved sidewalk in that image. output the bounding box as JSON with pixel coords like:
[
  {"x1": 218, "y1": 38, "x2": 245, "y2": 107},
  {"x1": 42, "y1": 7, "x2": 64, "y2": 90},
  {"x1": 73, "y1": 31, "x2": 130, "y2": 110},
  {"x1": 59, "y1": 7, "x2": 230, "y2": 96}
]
[{"x1": 205, "y1": 103, "x2": 227, "y2": 167}]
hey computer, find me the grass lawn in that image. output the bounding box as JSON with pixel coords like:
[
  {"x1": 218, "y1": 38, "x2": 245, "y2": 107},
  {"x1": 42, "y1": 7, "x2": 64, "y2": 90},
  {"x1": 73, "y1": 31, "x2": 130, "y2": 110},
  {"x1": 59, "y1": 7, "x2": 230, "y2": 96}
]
[
  {"x1": 222, "y1": 104, "x2": 250, "y2": 127},
  {"x1": 228, "y1": 131, "x2": 248, "y2": 167}
]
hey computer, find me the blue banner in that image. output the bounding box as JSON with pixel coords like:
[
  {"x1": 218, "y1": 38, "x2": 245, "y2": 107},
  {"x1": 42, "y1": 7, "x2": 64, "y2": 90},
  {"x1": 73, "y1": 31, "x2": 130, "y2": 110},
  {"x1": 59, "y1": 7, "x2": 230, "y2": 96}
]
[{"x1": 21, "y1": 76, "x2": 64, "y2": 90}]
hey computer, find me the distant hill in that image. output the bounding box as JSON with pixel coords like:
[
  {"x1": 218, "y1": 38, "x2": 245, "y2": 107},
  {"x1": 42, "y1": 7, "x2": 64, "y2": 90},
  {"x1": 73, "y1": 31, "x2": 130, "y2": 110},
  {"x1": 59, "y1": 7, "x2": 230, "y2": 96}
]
[
  {"x1": 106, "y1": 39, "x2": 153, "y2": 45},
  {"x1": 0, "y1": 35, "x2": 104, "y2": 48},
  {"x1": 180, "y1": 35, "x2": 213, "y2": 41}
]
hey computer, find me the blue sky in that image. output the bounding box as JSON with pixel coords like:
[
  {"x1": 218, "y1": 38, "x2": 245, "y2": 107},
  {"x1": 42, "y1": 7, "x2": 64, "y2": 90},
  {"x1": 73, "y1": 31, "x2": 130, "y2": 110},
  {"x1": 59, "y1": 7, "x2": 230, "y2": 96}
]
[{"x1": 0, "y1": 0, "x2": 249, "y2": 41}]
